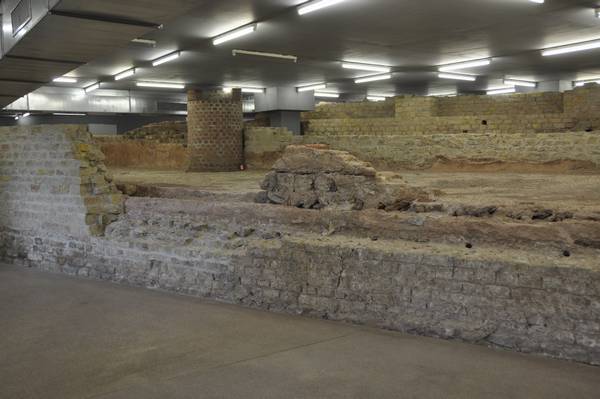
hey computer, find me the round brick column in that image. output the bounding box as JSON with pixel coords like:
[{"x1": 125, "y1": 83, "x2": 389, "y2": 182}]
[{"x1": 187, "y1": 89, "x2": 244, "y2": 172}]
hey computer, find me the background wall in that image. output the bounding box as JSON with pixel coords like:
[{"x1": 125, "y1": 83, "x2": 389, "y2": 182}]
[{"x1": 0, "y1": 114, "x2": 187, "y2": 134}]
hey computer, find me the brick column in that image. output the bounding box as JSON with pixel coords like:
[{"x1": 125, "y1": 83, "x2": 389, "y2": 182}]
[{"x1": 187, "y1": 89, "x2": 243, "y2": 172}]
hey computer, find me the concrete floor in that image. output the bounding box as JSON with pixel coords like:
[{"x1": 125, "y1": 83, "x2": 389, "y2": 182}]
[{"x1": 2, "y1": 265, "x2": 600, "y2": 399}]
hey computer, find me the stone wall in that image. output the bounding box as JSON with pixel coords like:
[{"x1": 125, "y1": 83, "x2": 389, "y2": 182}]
[
  {"x1": 302, "y1": 99, "x2": 395, "y2": 120},
  {"x1": 123, "y1": 120, "x2": 187, "y2": 143},
  {"x1": 1, "y1": 191, "x2": 599, "y2": 365},
  {"x1": 435, "y1": 92, "x2": 564, "y2": 116},
  {"x1": 0, "y1": 125, "x2": 123, "y2": 236},
  {"x1": 187, "y1": 89, "x2": 244, "y2": 172},
  {"x1": 95, "y1": 136, "x2": 189, "y2": 171},
  {"x1": 242, "y1": 129, "x2": 600, "y2": 171},
  {"x1": 244, "y1": 127, "x2": 296, "y2": 169}
]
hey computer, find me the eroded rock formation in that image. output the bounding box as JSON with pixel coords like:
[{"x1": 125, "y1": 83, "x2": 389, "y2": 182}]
[{"x1": 258, "y1": 145, "x2": 431, "y2": 210}]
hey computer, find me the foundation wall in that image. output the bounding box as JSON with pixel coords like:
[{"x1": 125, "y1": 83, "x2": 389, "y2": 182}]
[
  {"x1": 95, "y1": 137, "x2": 189, "y2": 171},
  {"x1": 1, "y1": 192, "x2": 598, "y2": 365}
]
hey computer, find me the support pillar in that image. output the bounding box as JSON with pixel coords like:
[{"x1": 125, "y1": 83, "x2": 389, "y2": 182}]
[{"x1": 187, "y1": 89, "x2": 243, "y2": 172}]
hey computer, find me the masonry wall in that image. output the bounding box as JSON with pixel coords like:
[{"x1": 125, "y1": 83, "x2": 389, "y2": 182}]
[
  {"x1": 0, "y1": 125, "x2": 123, "y2": 237},
  {"x1": 95, "y1": 137, "x2": 189, "y2": 171},
  {"x1": 187, "y1": 89, "x2": 244, "y2": 172},
  {"x1": 1, "y1": 189, "x2": 598, "y2": 365}
]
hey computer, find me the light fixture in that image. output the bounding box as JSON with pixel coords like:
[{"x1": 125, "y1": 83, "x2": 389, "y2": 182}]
[
  {"x1": 14, "y1": 116, "x2": 19, "y2": 120},
  {"x1": 427, "y1": 90, "x2": 457, "y2": 97},
  {"x1": 367, "y1": 96, "x2": 386, "y2": 102},
  {"x1": 487, "y1": 87, "x2": 516, "y2": 95},
  {"x1": 223, "y1": 87, "x2": 265, "y2": 93},
  {"x1": 298, "y1": 0, "x2": 348, "y2": 16},
  {"x1": 438, "y1": 58, "x2": 491, "y2": 72},
  {"x1": 114, "y1": 68, "x2": 136, "y2": 81},
  {"x1": 529, "y1": 0, "x2": 544, "y2": 4},
  {"x1": 297, "y1": 83, "x2": 327, "y2": 92},
  {"x1": 342, "y1": 62, "x2": 391, "y2": 73},
  {"x1": 131, "y1": 38, "x2": 157, "y2": 47},
  {"x1": 596, "y1": 8, "x2": 600, "y2": 19},
  {"x1": 355, "y1": 74, "x2": 392, "y2": 84},
  {"x1": 241, "y1": 87, "x2": 265, "y2": 94},
  {"x1": 53, "y1": 113, "x2": 87, "y2": 116},
  {"x1": 213, "y1": 24, "x2": 257, "y2": 46},
  {"x1": 84, "y1": 83, "x2": 100, "y2": 93},
  {"x1": 22, "y1": 112, "x2": 31, "y2": 118},
  {"x1": 573, "y1": 78, "x2": 600, "y2": 87},
  {"x1": 53, "y1": 77, "x2": 77, "y2": 83},
  {"x1": 315, "y1": 92, "x2": 339, "y2": 98},
  {"x1": 542, "y1": 39, "x2": 600, "y2": 56},
  {"x1": 438, "y1": 72, "x2": 476, "y2": 81},
  {"x1": 136, "y1": 82, "x2": 185, "y2": 89},
  {"x1": 503, "y1": 79, "x2": 537, "y2": 88},
  {"x1": 232, "y1": 49, "x2": 298, "y2": 62},
  {"x1": 151, "y1": 51, "x2": 181, "y2": 67}
]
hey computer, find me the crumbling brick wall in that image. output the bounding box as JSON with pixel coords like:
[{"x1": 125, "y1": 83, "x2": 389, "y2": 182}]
[{"x1": 0, "y1": 125, "x2": 123, "y2": 237}]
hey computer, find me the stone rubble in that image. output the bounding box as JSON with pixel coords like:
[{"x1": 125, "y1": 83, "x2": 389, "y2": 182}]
[{"x1": 258, "y1": 145, "x2": 431, "y2": 210}]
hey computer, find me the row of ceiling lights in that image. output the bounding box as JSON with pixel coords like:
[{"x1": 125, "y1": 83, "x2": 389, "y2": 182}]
[{"x1": 50, "y1": 0, "x2": 600, "y2": 101}]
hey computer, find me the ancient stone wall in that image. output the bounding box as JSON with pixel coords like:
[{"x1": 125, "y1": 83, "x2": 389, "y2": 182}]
[
  {"x1": 244, "y1": 127, "x2": 297, "y2": 169},
  {"x1": 0, "y1": 125, "x2": 123, "y2": 237},
  {"x1": 435, "y1": 92, "x2": 564, "y2": 116},
  {"x1": 187, "y1": 89, "x2": 244, "y2": 172},
  {"x1": 302, "y1": 100, "x2": 395, "y2": 120},
  {"x1": 1, "y1": 193, "x2": 599, "y2": 365},
  {"x1": 95, "y1": 136, "x2": 189, "y2": 171},
  {"x1": 240, "y1": 129, "x2": 600, "y2": 171},
  {"x1": 123, "y1": 120, "x2": 187, "y2": 143}
]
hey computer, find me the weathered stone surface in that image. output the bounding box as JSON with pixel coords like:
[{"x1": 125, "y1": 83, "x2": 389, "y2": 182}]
[
  {"x1": 259, "y1": 145, "x2": 430, "y2": 210},
  {"x1": 2, "y1": 124, "x2": 600, "y2": 367}
]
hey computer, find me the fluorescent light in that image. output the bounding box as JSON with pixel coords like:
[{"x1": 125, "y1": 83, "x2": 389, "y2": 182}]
[
  {"x1": 529, "y1": 0, "x2": 544, "y2": 3},
  {"x1": 22, "y1": 112, "x2": 31, "y2": 118},
  {"x1": 367, "y1": 96, "x2": 386, "y2": 102},
  {"x1": 84, "y1": 83, "x2": 100, "y2": 93},
  {"x1": 427, "y1": 91, "x2": 457, "y2": 97},
  {"x1": 438, "y1": 58, "x2": 491, "y2": 72},
  {"x1": 136, "y1": 82, "x2": 185, "y2": 89},
  {"x1": 151, "y1": 51, "x2": 181, "y2": 66},
  {"x1": 503, "y1": 79, "x2": 537, "y2": 88},
  {"x1": 297, "y1": 83, "x2": 327, "y2": 92},
  {"x1": 53, "y1": 113, "x2": 87, "y2": 116},
  {"x1": 596, "y1": 9, "x2": 600, "y2": 18},
  {"x1": 213, "y1": 24, "x2": 257, "y2": 46},
  {"x1": 241, "y1": 87, "x2": 265, "y2": 93},
  {"x1": 487, "y1": 87, "x2": 516, "y2": 95},
  {"x1": 542, "y1": 39, "x2": 600, "y2": 56},
  {"x1": 114, "y1": 68, "x2": 136, "y2": 81},
  {"x1": 315, "y1": 92, "x2": 339, "y2": 98},
  {"x1": 342, "y1": 62, "x2": 391, "y2": 73},
  {"x1": 53, "y1": 77, "x2": 77, "y2": 83},
  {"x1": 232, "y1": 49, "x2": 297, "y2": 62},
  {"x1": 438, "y1": 72, "x2": 477, "y2": 81},
  {"x1": 14, "y1": 116, "x2": 19, "y2": 120},
  {"x1": 131, "y1": 38, "x2": 157, "y2": 46},
  {"x1": 573, "y1": 78, "x2": 600, "y2": 87},
  {"x1": 355, "y1": 74, "x2": 392, "y2": 84},
  {"x1": 298, "y1": 0, "x2": 347, "y2": 15}
]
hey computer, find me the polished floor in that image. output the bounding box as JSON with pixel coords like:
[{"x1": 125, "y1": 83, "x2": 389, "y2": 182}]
[{"x1": 1, "y1": 264, "x2": 599, "y2": 399}]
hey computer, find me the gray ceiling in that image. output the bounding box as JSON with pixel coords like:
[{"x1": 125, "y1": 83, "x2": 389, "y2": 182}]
[{"x1": 6, "y1": 0, "x2": 600, "y2": 104}]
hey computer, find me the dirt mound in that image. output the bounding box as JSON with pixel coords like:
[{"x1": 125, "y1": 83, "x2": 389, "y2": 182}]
[{"x1": 257, "y1": 145, "x2": 431, "y2": 210}]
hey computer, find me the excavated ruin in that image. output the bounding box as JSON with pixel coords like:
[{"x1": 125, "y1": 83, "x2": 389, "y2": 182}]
[{"x1": 257, "y1": 145, "x2": 431, "y2": 211}]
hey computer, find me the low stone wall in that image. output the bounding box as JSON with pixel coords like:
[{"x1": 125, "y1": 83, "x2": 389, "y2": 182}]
[
  {"x1": 95, "y1": 136, "x2": 189, "y2": 171},
  {"x1": 123, "y1": 120, "x2": 187, "y2": 143},
  {"x1": 244, "y1": 127, "x2": 296, "y2": 169},
  {"x1": 242, "y1": 129, "x2": 600, "y2": 171},
  {"x1": 1, "y1": 196, "x2": 599, "y2": 365},
  {"x1": 302, "y1": 100, "x2": 395, "y2": 120}
]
